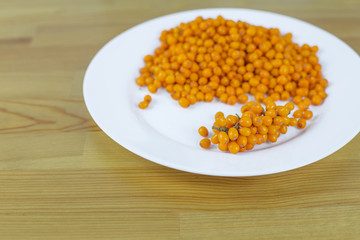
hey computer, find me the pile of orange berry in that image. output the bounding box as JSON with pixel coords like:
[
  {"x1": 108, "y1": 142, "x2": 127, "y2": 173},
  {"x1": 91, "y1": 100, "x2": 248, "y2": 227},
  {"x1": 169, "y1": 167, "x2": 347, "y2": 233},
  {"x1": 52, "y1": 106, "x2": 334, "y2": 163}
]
[
  {"x1": 136, "y1": 15, "x2": 328, "y2": 109},
  {"x1": 198, "y1": 98, "x2": 313, "y2": 153}
]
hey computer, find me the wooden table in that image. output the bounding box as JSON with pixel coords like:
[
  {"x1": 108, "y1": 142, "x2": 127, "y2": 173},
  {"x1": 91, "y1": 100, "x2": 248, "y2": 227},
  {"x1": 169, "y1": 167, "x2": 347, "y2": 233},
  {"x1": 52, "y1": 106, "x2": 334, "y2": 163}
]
[{"x1": 1, "y1": 0, "x2": 359, "y2": 239}]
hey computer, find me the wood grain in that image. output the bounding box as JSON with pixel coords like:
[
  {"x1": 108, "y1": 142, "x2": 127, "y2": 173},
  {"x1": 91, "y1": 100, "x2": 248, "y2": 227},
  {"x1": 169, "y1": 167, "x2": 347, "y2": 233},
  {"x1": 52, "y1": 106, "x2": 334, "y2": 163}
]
[{"x1": 1, "y1": 0, "x2": 359, "y2": 239}]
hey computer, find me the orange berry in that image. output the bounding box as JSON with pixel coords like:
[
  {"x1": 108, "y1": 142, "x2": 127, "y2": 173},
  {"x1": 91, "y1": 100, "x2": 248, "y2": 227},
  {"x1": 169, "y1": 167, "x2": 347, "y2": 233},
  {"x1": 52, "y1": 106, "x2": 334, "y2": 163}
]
[
  {"x1": 218, "y1": 131, "x2": 230, "y2": 144},
  {"x1": 211, "y1": 133, "x2": 219, "y2": 144},
  {"x1": 218, "y1": 142, "x2": 228, "y2": 151},
  {"x1": 257, "y1": 125, "x2": 268, "y2": 135},
  {"x1": 144, "y1": 95, "x2": 152, "y2": 103},
  {"x1": 240, "y1": 117, "x2": 252, "y2": 127},
  {"x1": 138, "y1": 101, "x2": 149, "y2": 109},
  {"x1": 311, "y1": 95, "x2": 322, "y2": 105},
  {"x1": 303, "y1": 110, "x2": 313, "y2": 120},
  {"x1": 293, "y1": 109, "x2": 303, "y2": 118},
  {"x1": 268, "y1": 125, "x2": 279, "y2": 135},
  {"x1": 198, "y1": 126, "x2": 208, "y2": 137},
  {"x1": 215, "y1": 116, "x2": 227, "y2": 127},
  {"x1": 250, "y1": 126, "x2": 257, "y2": 135},
  {"x1": 228, "y1": 141, "x2": 240, "y2": 154},
  {"x1": 256, "y1": 134, "x2": 265, "y2": 144},
  {"x1": 273, "y1": 116, "x2": 284, "y2": 125},
  {"x1": 228, "y1": 127, "x2": 239, "y2": 141},
  {"x1": 238, "y1": 94, "x2": 248, "y2": 104},
  {"x1": 136, "y1": 76, "x2": 146, "y2": 86},
  {"x1": 179, "y1": 97, "x2": 190, "y2": 108},
  {"x1": 268, "y1": 134, "x2": 278, "y2": 143},
  {"x1": 280, "y1": 125, "x2": 287, "y2": 134},
  {"x1": 246, "y1": 134, "x2": 257, "y2": 145},
  {"x1": 200, "y1": 138, "x2": 211, "y2": 149},
  {"x1": 297, "y1": 118, "x2": 307, "y2": 129},
  {"x1": 277, "y1": 106, "x2": 289, "y2": 117},
  {"x1": 227, "y1": 95, "x2": 237, "y2": 105},
  {"x1": 215, "y1": 111, "x2": 224, "y2": 119},
  {"x1": 265, "y1": 109, "x2": 277, "y2": 118},
  {"x1": 289, "y1": 118, "x2": 297, "y2": 126},
  {"x1": 239, "y1": 127, "x2": 251, "y2": 136},
  {"x1": 253, "y1": 116, "x2": 263, "y2": 127},
  {"x1": 246, "y1": 143, "x2": 254, "y2": 150},
  {"x1": 226, "y1": 115, "x2": 239, "y2": 127},
  {"x1": 236, "y1": 135, "x2": 248, "y2": 148},
  {"x1": 262, "y1": 116, "x2": 273, "y2": 126},
  {"x1": 285, "y1": 102, "x2": 295, "y2": 111}
]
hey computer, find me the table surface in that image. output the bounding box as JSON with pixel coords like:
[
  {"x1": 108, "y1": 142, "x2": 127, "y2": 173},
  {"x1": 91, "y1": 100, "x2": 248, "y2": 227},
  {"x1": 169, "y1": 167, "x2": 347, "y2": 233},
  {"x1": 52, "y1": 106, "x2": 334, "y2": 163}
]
[{"x1": 1, "y1": 0, "x2": 360, "y2": 239}]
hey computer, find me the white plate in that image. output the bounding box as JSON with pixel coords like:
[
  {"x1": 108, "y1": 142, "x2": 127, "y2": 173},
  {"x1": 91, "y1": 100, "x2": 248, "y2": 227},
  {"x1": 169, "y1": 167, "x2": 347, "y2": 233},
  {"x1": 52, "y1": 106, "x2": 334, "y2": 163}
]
[{"x1": 83, "y1": 8, "x2": 360, "y2": 177}]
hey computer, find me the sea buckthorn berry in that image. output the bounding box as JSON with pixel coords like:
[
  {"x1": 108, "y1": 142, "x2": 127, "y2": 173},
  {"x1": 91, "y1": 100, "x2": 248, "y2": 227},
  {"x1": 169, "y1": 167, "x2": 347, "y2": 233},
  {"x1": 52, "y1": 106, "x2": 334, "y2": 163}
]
[
  {"x1": 228, "y1": 141, "x2": 240, "y2": 154},
  {"x1": 228, "y1": 127, "x2": 239, "y2": 141},
  {"x1": 218, "y1": 131, "x2": 230, "y2": 145},
  {"x1": 211, "y1": 133, "x2": 219, "y2": 144},
  {"x1": 297, "y1": 101, "x2": 307, "y2": 110},
  {"x1": 242, "y1": 111, "x2": 255, "y2": 119},
  {"x1": 270, "y1": 92, "x2": 281, "y2": 101},
  {"x1": 253, "y1": 116, "x2": 263, "y2": 126},
  {"x1": 205, "y1": 93, "x2": 214, "y2": 102},
  {"x1": 179, "y1": 97, "x2": 190, "y2": 108},
  {"x1": 241, "y1": 105, "x2": 250, "y2": 113},
  {"x1": 293, "y1": 96, "x2": 302, "y2": 105},
  {"x1": 262, "y1": 115, "x2": 272, "y2": 126},
  {"x1": 257, "y1": 125, "x2": 268, "y2": 135},
  {"x1": 251, "y1": 103, "x2": 264, "y2": 114},
  {"x1": 200, "y1": 138, "x2": 211, "y2": 149},
  {"x1": 283, "y1": 116, "x2": 290, "y2": 125},
  {"x1": 247, "y1": 135, "x2": 257, "y2": 145},
  {"x1": 187, "y1": 94, "x2": 197, "y2": 104},
  {"x1": 136, "y1": 76, "x2": 146, "y2": 86},
  {"x1": 138, "y1": 101, "x2": 149, "y2": 109},
  {"x1": 226, "y1": 115, "x2": 239, "y2": 127},
  {"x1": 215, "y1": 116, "x2": 227, "y2": 127},
  {"x1": 268, "y1": 125, "x2": 279, "y2": 135},
  {"x1": 289, "y1": 118, "x2": 297, "y2": 126},
  {"x1": 148, "y1": 84, "x2": 157, "y2": 93},
  {"x1": 227, "y1": 95, "x2": 237, "y2": 105},
  {"x1": 246, "y1": 143, "x2": 254, "y2": 150},
  {"x1": 236, "y1": 135, "x2": 248, "y2": 148},
  {"x1": 285, "y1": 102, "x2": 295, "y2": 111},
  {"x1": 238, "y1": 94, "x2": 248, "y2": 104},
  {"x1": 218, "y1": 142, "x2": 228, "y2": 151},
  {"x1": 215, "y1": 111, "x2": 224, "y2": 120},
  {"x1": 240, "y1": 117, "x2": 252, "y2": 127},
  {"x1": 265, "y1": 110, "x2": 277, "y2": 118},
  {"x1": 303, "y1": 110, "x2": 313, "y2": 120},
  {"x1": 320, "y1": 78, "x2": 328, "y2": 87},
  {"x1": 297, "y1": 118, "x2": 307, "y2": 129},
  {"x1": 198, "y1": 126, "x2": 208, "y2": 137},
  {"x1": 273, "y1": 116, "x2": 284, "y2": 125},
  {"x1": 303, "y1": 98, "x2": 311, "y2": 107},
  {"x1": 266, "y1": 102, "x2": 276, "y2": 111},
  {"x1": 250, "y1": 126, "x2": 258, "y2": 135},
  {"x1": 280, "y1": 125, "x2": 287, "y2": 134},
  {"x1": 239, "y1": 127, "x2": 251, "y2": 136},
  {"x1": 254, "y1": 92, "x2": 265, "y2": 102},
  {"x1": 268, "y1": 134, "x2": 278, "y2": 143},
  {"x1": 293, "y1": 109, "x2": 303, "y2": 118},
  {"x1": 256, "y1": 134, "x2": 265, "y2": 144},
  {"x1": 311, "y1": 95, "x2": 322, "y2": 105},
  {"x1": 277, "y1": 106, "x2": 290, "y2": 117},
  {"x1": 144, "y1": 95, "x2": 152, "y2": 103}
]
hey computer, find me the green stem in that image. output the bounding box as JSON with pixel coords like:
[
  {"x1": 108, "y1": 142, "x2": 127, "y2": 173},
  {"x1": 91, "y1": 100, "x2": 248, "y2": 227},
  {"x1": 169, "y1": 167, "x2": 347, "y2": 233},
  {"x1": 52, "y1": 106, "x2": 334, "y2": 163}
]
[{"x1": 212, "y1": 126, "x2": 229, "y2": 133}]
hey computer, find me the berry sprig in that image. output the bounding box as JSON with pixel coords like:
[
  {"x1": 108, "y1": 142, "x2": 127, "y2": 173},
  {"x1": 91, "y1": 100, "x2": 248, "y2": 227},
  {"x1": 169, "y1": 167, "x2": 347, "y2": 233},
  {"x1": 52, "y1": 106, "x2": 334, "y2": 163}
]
[{"x1": 198, "y1": 98, "x2": 313, "y2": 153}]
